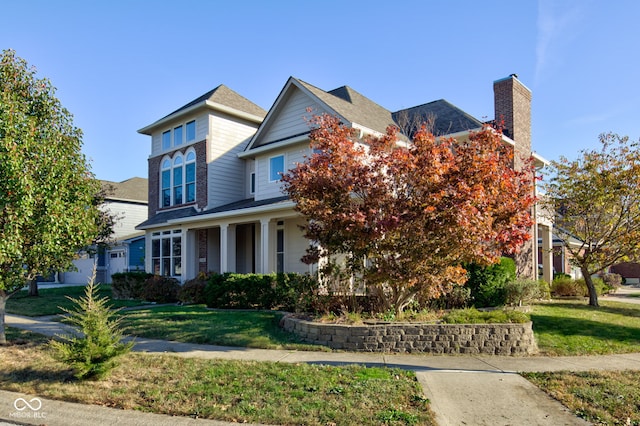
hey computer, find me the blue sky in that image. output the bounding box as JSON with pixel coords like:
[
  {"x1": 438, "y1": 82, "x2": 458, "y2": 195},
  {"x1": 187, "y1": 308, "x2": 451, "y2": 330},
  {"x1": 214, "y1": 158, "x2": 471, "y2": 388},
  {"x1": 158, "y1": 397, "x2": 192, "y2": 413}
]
[{"x1": 2, "y1": 0, "x2": 639, "y2": 182}]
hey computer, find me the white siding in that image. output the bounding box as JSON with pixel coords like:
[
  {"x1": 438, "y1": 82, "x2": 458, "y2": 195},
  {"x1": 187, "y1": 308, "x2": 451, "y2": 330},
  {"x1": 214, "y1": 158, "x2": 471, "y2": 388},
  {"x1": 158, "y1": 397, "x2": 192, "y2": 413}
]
[
  {"x1": 207, "y1": 112, "x2": 259, "y2": 207},
  {"x1": 254, "y1": 143, "x2": 310, "y2": 201},
  {"x1": 102, "y1": 201, "x2": 148, "y2": 240},
  {"x1": 285, "y1": 218, "x2": 309, "y2": 274},
  {"x1": 256, "y1": 88, "x2": 326, "y2": 147},
  {"x1": 149, "y1": 112, "x2": 209, "y2": 157}
]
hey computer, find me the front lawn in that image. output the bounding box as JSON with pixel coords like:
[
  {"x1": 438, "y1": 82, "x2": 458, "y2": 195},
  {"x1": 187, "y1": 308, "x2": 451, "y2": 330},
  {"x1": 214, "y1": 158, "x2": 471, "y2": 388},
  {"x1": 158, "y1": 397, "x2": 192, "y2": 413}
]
[
  {"x1": 523, "y1": 370, "x2": 640, "y2": 425},
  {"x1": 6, "y1": 285, "x2": 145, "y2": 317},
  {"x1": 0, "y1": 328, "x2": 434, "y2": 426},
  {"x1": 120, "y1": 305, "x2": 327, "y2": 351},
  {"x1": 531, "y1": 300, "x2": 640, "y2": 356}
]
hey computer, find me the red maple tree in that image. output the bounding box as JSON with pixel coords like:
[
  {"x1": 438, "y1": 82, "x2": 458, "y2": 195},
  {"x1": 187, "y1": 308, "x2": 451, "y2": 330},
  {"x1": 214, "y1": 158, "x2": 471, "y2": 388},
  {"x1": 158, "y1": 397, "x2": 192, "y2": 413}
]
[{"x1": 282, "y1": 114, "x2": 536, "y2": 313}]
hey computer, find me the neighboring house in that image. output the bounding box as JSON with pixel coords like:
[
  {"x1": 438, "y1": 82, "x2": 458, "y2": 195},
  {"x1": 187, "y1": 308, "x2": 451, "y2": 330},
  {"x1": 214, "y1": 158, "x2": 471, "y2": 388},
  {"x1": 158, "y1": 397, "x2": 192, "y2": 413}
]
[
  {"x1": 63, "y1": 178, "x2": 148, "y2": 284},
  {"x1": 537, "y1": 230, "x2": 584, "y2": 280},
  {"x1": 137, "y1": 75, "x2": 549, "y2": 283}
]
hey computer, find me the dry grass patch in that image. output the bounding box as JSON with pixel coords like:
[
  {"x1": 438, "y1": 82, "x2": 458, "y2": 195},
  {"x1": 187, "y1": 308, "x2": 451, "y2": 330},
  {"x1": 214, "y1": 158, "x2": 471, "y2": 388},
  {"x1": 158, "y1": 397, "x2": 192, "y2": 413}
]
[
  {"x1": 0, "y1": 328, "x2": 434, "y2": 425},
  {"x1": 523, "y1": 370, "x2": 640, "y2": 425}
]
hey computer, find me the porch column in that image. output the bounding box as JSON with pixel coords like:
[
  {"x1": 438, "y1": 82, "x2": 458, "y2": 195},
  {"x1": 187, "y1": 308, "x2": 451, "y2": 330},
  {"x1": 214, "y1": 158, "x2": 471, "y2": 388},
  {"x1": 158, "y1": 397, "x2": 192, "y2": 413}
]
[
  {"x1": 220, "y1": 223, "x2": 229, "y2": 273},
  {"x1": 260, "y1": 218, "x2": 271, "y2": 273},
  {"x1": 540, "y1": 224, "x2": 553, "y2": 284},
  {"x1": 183, "y1": 229, "x2": 197, "y2": 281}
]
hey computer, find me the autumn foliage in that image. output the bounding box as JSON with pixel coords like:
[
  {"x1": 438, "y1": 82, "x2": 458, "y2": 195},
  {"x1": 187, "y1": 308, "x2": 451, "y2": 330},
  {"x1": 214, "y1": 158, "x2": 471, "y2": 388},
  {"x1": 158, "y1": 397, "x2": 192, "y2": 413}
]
[{"x1": 282, "y1": 114, "x2": 536, "y2": 313}]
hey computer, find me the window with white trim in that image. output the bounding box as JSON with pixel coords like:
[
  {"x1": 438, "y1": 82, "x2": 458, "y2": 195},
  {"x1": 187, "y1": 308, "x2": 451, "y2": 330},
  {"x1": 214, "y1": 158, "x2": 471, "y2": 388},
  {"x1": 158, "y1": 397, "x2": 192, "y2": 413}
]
[
  {"x1": 151, "y1": 230, "x2": 182, "y2": 277},
  {"x1": 250, "y1": 172, "x2": 255, "y2": 194},
  {"x1": 160, "y1": 149, "x2": 196, "y2": 207},
  {"x1": 174, "y1": 125, "x2": 183, "y2": 146},
  {"x1": 269, "y1": 155, "x2": 285, "y2": 182},
  {"x1": 186, "y1": 120, "x2": 196, "y2": 142},
  {"x1": 161, "y1": 120, "x2": 197, "y2": 151}
]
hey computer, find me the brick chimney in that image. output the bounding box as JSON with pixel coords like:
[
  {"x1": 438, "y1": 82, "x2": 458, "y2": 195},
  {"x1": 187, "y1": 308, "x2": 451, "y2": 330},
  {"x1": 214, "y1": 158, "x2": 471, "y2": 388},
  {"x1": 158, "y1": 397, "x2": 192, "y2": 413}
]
[
  {"x1": 493, "y1": 74, "x2": 535, "y2": 280},
  {"x1": 493, "y1": 74, "x2": 532, "y2": 168}
]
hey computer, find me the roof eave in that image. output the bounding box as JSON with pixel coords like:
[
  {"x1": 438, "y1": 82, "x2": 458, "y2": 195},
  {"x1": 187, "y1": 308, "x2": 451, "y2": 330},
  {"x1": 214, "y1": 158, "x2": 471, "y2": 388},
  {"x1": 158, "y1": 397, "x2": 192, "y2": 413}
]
[{"x1": 138, "y1": 101, "x2": 263, "y2": 135}]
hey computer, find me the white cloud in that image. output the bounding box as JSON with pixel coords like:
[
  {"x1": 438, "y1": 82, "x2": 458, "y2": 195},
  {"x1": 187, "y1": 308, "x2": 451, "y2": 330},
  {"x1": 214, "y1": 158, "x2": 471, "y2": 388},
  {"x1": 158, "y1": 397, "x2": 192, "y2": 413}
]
[{"x1": 535, "y1": 0, "x2": 586, "y2": 84}]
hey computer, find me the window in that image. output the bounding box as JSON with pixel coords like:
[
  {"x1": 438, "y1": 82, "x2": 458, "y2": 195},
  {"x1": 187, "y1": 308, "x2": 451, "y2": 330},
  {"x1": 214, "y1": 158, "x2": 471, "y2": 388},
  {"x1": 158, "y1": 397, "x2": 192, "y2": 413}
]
[
  {"x1": 174, "y1": 125, "x2": 183, "y2": 146},
  {"x1": 185, "y1": 151, "x2": 196, "y2": 203},
  {"x1": 161, "y1": 121, "x2": 196, "y2": 151},
  {"x1": 173, "y1": 156, "x2": 183, "y2": 205},
  {"x1": 269, "y1": 155, "x2": 285, "y2": 182},
  {"x1": 161, "y1": 159, "x2": 171, "y2": 207},
  {"x1": 151, "y1": 230, "x2": 182, "y2": 277},
  {"x1": 250, "y1": 172, "x2": 256, "y2": 194},
  {"x1": 160, "y1": 151, "x2": 196, "y2": 207},
  {"x1": 162, "y1": 131, "x2": 171, "y2": 150},
  {"x1": 186, "y1": 120, "x2": 196, "y2": 142}
]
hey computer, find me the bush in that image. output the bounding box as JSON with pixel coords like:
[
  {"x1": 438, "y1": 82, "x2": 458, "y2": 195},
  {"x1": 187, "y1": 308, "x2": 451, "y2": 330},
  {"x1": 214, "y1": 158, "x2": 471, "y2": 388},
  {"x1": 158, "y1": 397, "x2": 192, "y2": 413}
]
[
  {"x1": 203, "y1": 273, "x2": 320, "y2": 311},
  {"x1": 551, "y1": 277, "x2": 586, "y2": 297},
  {"x1": 442, "y1": 308, "x2": 529, "y2": 324},
  {"x1": 600, "y1": 273, "x2": 622, "y2": 294},
  {"x1": 111, "y1": 271, "x2": 152, "y2": 300},
  {"x1": 142, "y1": 275, "x2": 181, "y2": 303},
  {"x1": 50, "y1": 270, "x2": 133, "y2": 380},
  {"x1": 178, "y1": 273, "x2": 209, "y2": 304},
  {"x1": 466, "y1": 257, "x2": 516, "y2": 307},
  {"x1": 427, "y1": 285, "x2": 471, "y2": 310},
  {"x1": 538, "y1": 279, "x2": 551, "y2": 300},
  {"x1": 505, "y1": 278, "x2": 543, "y2": 306}
]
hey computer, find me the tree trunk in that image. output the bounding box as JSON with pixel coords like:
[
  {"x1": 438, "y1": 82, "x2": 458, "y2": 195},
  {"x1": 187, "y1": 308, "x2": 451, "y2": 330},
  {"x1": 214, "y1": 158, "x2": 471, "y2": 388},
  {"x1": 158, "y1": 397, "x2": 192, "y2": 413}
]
[
  {"x1": 28, "y1": 279, "x2": 39, "y2": 297},
  {"x1": 0, "y1": 295, "x2": 7, "y2": 345},
  {"x1": 582, "y1": 267, "x2": 599, "y2": 307}
]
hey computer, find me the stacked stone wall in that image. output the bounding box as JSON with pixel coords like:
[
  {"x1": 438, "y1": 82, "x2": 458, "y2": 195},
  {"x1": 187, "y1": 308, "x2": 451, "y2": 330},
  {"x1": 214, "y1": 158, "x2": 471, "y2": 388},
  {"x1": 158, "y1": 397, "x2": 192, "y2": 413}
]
[{"x1": 282, "y1": 317, "x2": 537, "y2": 355}]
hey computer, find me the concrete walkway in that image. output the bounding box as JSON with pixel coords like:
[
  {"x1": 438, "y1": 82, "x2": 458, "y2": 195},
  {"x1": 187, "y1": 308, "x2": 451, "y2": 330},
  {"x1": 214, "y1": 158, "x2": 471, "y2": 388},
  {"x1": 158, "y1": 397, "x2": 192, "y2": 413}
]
[{"x1": 3, "y1": 313, "x2": 640, "y2": 426}]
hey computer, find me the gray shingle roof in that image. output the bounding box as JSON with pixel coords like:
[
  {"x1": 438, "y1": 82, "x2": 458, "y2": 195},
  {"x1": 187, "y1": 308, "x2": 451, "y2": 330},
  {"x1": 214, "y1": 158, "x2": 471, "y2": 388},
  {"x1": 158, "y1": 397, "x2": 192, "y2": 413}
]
[
  {"x1": 164, "y1": 84, "x2": 267, "y2": 119},
  {"x1": 136, "y1": 197, "x2": 291, "y2": 229},
  {"x1": 101, "y1": 177, "x2": 148, "y2": 203},
  {"x1": 297, "y1": 80, "x2": 397, "y2": 135},
  {"x1": 295, "y1": 79, "x2": 481, "y2": 139},
  {"x1": 392, "y1": 100, "x2": 483, "y2": 137}
]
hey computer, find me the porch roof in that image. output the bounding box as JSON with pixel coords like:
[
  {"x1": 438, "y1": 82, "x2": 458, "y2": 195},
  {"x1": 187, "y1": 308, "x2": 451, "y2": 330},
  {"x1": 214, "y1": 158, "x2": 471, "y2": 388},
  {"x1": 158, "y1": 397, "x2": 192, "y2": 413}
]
[{"x1": 136, "y1": 196, "x2": 291, "y2": 230}]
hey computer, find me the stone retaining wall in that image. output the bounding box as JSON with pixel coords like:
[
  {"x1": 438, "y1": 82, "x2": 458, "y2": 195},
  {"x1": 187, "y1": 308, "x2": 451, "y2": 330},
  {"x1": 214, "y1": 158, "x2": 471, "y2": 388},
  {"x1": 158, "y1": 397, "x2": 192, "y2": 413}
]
[{"x1": 281, "y1": 316, "x2": 537, "y2": 355}]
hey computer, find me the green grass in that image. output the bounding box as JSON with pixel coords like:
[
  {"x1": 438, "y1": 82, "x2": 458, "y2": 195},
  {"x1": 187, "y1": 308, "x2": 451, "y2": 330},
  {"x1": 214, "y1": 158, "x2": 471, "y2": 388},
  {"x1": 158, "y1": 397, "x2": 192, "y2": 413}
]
[
  {"x1": 531, "y1": 300, "x2": 640, "y2": 355},
  {"x1": 523, "y1": 370, "x2": 640, "y2": 425},
  {"x1": 120, "y1": 305, "x2": 328, "y2": 351},
  {"x1": 0, "y1": 328, "x2": 434, "y2": 425},
  {"x1": 6, "y1": 285, "x2": 146, "y2": 317}
]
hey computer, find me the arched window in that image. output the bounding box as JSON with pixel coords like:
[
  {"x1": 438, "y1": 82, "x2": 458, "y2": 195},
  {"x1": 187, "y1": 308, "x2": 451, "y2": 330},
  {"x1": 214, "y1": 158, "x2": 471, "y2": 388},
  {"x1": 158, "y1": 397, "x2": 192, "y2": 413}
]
[
  {"x1": 173, "y1": 155, "x2": 183, "y2": 205},
  {"x1": 185, "y1": 151, "x2": 196, "y2": 203},
  {"x1": 160, "y1": 151, "x2": 196, "y2": 207},
  {"x1": 161, "y1": 158, "x2": 171, "y2": 207}
]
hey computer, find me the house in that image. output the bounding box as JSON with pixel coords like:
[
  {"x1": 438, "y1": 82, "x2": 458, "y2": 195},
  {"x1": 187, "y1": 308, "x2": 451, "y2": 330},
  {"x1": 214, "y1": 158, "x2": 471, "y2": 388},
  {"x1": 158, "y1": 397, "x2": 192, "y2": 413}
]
[
  {"x1": 63, "y1": 178, "x2": 148, "y2": 284},
  {"x1": 137, "y1": 75, "x2": 550, "y2": 283}
]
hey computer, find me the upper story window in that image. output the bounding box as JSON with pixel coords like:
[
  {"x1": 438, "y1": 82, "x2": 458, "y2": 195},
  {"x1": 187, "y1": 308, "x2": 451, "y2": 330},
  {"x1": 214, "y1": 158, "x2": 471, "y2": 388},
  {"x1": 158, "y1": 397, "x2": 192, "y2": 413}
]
[
  {"x1": 186, "y1": 120, "x2": 196, "y2": 142},
  {"x1": 161, "y1": 149, "x2": 197, "y2": 208},
  {"x1": 269, "y1": 155, "x2": 285, "y2": 182},
  {"x1": 161, "y1": 120, "x2": 197, "y2": 151},
  {"x1": 250, "y1": 172, "x2": 256, "y2": 194},
  {"x1": 174, "y1": 125, "x2": 183, "y2": 146},
  {"x1": 162, "y1": 131, "x2": 171, "y2": 151}
]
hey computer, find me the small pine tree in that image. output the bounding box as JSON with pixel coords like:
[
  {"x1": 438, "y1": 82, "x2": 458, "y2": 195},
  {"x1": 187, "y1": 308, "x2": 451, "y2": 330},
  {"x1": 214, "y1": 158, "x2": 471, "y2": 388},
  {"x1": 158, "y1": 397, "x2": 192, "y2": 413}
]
[{"x1": 50, "y1": 266, "x2": 133, "y2": 380}]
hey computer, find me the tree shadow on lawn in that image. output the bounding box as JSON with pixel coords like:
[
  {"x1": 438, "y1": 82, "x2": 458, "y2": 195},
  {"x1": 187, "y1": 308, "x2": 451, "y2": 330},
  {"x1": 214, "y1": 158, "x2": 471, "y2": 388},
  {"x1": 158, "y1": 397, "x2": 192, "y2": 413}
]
[
  {"x1": 531, "y1": 308, "x2": 640, "y2": 346},
  {"x1": 545, "y1": 301, "x2": 640, "y2": 319}
]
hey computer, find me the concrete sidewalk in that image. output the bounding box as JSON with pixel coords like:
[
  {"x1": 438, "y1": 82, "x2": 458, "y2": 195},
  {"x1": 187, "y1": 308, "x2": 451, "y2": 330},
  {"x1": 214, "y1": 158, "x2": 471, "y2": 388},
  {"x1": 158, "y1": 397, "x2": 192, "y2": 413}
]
[{"x1": 4, "y1": 314, "x2": 640, "y2": 425}]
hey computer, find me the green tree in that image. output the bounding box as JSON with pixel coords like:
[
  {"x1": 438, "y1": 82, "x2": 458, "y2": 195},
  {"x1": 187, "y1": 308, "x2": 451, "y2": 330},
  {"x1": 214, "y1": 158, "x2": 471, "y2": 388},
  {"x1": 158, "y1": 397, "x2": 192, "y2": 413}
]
[
  {"x1": 0, "y1": 49, "x2": 101, "y2": 343},
  {"x1": 543, "y1": 133, "x2": 640, "y2": 307},
  {"x1": 50, "y1": 266, "x2": 133, "y2": 380}
]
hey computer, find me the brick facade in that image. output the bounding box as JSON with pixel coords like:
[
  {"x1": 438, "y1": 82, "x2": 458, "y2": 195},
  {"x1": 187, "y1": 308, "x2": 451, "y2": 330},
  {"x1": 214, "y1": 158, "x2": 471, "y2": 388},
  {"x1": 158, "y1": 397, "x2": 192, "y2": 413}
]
[{"x1": 146, "y1": 139, "x2": 208, "y2": 219}]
